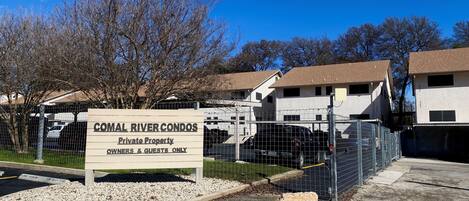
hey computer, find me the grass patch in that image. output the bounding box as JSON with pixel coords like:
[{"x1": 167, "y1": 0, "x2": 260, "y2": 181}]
[
  {"x1": 0, "y1": 148, "x2": 292, "y2": 183},
  {"x1": 0, "y1": 148, "x2": 84, "y2": 169},
  {"x1": 203, "y1": 160, "x2": 292, "y2": 183}
]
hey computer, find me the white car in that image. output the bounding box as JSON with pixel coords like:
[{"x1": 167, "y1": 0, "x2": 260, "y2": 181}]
[{"x1": 47, "y1": 125, "x2": 65, "y2": 138}]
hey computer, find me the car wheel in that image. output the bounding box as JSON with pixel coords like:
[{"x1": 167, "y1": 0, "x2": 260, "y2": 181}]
[
  {"x1": 296, "y1": 152, "x2": 304, "y2": 169},
  {"x1": 313, "y1": 152, "x2": 321, "y2": 163}
]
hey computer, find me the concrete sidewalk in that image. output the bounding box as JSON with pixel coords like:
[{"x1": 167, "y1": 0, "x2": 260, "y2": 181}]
[{"x1": 352, "y1": 157, "x2": 469, "y2": 201}]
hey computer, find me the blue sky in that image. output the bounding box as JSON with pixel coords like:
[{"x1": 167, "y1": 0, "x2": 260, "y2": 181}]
[
  {"x1": 210, "y1": 0, "x2": 469, "y2": 46},
  {"x1": 1, "y1": 0, "x2": 468, "y2": 48}
]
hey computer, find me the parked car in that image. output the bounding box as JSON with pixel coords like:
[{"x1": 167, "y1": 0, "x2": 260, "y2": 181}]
[
  {"x1": 58, "y1": 122, "x2": 87, "y2": 151},
  {"x1": 252, "y1": 124, "x2": 328, "y2": 168},
  {"x1": 47, "y1": 125, "x2": 65, "y2": 138}
]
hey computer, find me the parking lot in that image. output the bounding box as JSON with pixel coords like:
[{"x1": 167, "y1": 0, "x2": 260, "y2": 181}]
[
  {"x1": 352, "y1": 158, "x2": 469, "y2": 200},
  {"x1": 0, "y1": 167, "x2": 80, "y2": 196}
]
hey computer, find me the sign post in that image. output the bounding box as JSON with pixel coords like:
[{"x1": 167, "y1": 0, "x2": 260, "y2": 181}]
[{"x1": 84, "y1": 109, "x2": 204, "y2": 185}]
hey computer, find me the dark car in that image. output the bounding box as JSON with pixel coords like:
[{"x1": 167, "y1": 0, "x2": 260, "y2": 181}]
[
  {"x1": 252, "y1": 125, "x2": 328, "y2": 168},
  {"x1": 58, "y1": 122, "x2": 87, "y2": 151}
]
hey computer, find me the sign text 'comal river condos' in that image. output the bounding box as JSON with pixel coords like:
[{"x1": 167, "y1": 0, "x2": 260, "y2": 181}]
[{"x1": 84, "y1": 109, "x2": 204, "y2": 185}]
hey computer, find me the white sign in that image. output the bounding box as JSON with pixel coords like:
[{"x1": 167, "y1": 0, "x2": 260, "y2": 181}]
[{"x1": 84, "y1": 109, "x2": 204, "y2": 185}]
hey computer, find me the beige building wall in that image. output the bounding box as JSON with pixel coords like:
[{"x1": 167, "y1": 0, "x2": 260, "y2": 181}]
[{"x1": 414, "y1": 71, "x2": 469, "y2": 124}]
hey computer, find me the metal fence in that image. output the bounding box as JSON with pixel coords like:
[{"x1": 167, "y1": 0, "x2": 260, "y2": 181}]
[{"x1": 0, "y1": 103, "x2": 401, "y2": 201}]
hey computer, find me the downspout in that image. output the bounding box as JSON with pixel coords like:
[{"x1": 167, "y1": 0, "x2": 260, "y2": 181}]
[{"x1": 371, "y1": 82, "x2": 375, "y2": 119}]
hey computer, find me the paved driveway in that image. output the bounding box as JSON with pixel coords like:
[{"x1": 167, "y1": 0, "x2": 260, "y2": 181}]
[
  {"x1": 0, "y1": 167, "x2": 81, "y2": 196},
  {"x1": 352, "y1": 158, "x2": 469, "y2": 201}
]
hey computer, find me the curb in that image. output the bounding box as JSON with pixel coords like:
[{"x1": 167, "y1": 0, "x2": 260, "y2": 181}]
[
  {"x1": 18, "y1": 173, "x2": 70, "y2": 185},
  {"x1": 193, "y1": 169, "x2": 304, "y2": 201},
  {"x1": 0, "y1": 161, "x2": 108, "y2": 177}
]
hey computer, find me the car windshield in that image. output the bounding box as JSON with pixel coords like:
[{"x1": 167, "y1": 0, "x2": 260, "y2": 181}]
[{"x1": 50, "y1": 126, "x2": 62, "y2": 131}]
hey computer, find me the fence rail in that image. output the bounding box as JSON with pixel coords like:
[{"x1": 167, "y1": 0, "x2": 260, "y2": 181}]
[{"x1": 0, "y1": 104, "x2": 401, "y2": 200}]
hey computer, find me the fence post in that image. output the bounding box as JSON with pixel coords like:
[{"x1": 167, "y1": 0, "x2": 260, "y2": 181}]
[
  {"x1": 34, "y1": 104, "x2": 45, "y2": 164},
  {"x1": 328, "y1": 93, "x2": 338, "y2": 201},
  {"x1": 398, "y1": 132, "x2": 402, "y2": 159},
  {"x1": 371, "y1": 124, "x2": 377, "y2": 174},
  {"x1": 380, "y1": 126, "x2": 385, "y2": 168},
  {"x1": 192, "y1": 102, "x2": 202, "y2": 183},
  {"x1": 234, "y1": 107, "x2": 240, "y2": 161},
  {"x1": 357, "y1": 120, "x2": 363, "y2": 186},
  {"x1": 387, "y1": 130, "x2": 392, "y2": 165},
  {"x1": 193, "y1": 101, "x2": 200, "y2": 110}
]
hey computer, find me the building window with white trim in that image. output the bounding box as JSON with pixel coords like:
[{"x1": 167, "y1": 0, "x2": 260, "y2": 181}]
[
  {"x1": 428, "y1": 74, "x2": 454, "y2": 87},
  {"x1": 267, "y1": 95, "x2": 273, "y2": 103},
  {"x1": 316, "y1": 115, "x2": 322, "y2": 121},
  {"x1": 315, "y1": 87, "x2": 322, "y2": 96},
  {"x1": 256, "y1": 92, "x2": 262, "y2": 100},
  {"x1": 239, "y1": 116, "x2": 245, "y2": 125},
  {"x1": 284, "y1": 115, "x2": 300, "y2": 121},
  {"x1": 283, "y1": 88, "x2": 300, "y2": 97},
  {"x1": 349, "y1": 84, "x2": 369, "y2": 94},
  {"x1": 429, "y1": 110, "x2": 456, "y2": 122},
  {"x1": 326, "y1": 86, "x2": 333, "y2": 95}
]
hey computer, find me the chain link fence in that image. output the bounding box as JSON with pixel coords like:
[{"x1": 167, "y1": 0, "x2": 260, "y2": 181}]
[{"x1": 0, "y1": 103, "x2": 401, "y2": 200}]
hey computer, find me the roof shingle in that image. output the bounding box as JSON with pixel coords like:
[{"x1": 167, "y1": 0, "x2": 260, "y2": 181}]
[
  {"x1": 216, "y1": 70, "x2": 281, "y2": 91},
  {"x1": 271, "y1": 60, "x2": 391, "y2": 88},
  {"x1": 409, "y1": 47, "x2": 469, "y2": 75}
]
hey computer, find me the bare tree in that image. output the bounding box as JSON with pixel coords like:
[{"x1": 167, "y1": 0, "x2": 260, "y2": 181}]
[
  {"x1": 453, "y1": 21, "x2": 469, "y2": 48},
  {"x1": 51, "y1": 0, "x2": 230, "y2": 109},
  {"x1": 281, "y1": 37, "x2": 336, "y2": 72},
  {"x1": 227, "y1": 40, "x2": 283, "y2": 72},
  {"x1": 0, "y1": 14, "x2": 58, "y2": 153},
  {"x1": 378, "y1": 17, "x2": 443, "y2": 125},
  {"x1": 335, "y1": 24, "x2": 382, "y2": 62}
]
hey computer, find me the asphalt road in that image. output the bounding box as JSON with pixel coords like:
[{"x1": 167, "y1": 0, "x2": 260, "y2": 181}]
[{"x1": 0, "y1": 167, "x2": 81, "y2": 196}]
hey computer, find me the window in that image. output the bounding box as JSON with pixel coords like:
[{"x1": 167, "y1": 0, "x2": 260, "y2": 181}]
[
  {"x1": 315, "y1": 87, "x2": 322, "y2": 96},
  {"x1": 428, "y1": 74, "x2": 454, "y2": 87},
  {"x1": 207, "y1": 117, "x2": 212, "y2": 125},
  {"x1": 284, "y1": 115, "x2": 300, "y2": 121},
  {"x1": 267, "y1": 95, "x2": 273, "y2": 103},
  {"x1": 256, "y1": 92, "x2": 262, "y2": 100},
  {"x1": 231, "y1": 91, "x2": 245, "y2": 99},
  {"x1": 429, "y1": 110, "x2": 456, "y2": 122},
  {"x1": 230, "y1": 116, "x2": 236, "y2": 125},
  {"x1": 283, "y1": 88, "x2": 300, "y2": 97},
  {"x1": 230, "y1": 116, "x2": 246, "y2": 125},
  {"x1": 239, "y1": 116, "x2": 245, "y2": 125},
  {"x1": 213, "y1": 117, "x2": 218, "y2": 125},
  {"x1": 350, "y1": 114, "x2": 370, "y2": 120},
  {"x1": 316, "y1": 115, "x2": 322, "y2": 121},
  {"x1": 349, "y1": 84, "x2": 369, "y2": 94},
  {"x1": 326, "y1": 86, "x2": 333, "y2": 95}
]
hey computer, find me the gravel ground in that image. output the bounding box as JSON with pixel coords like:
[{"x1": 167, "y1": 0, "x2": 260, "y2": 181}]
[{"x1": 1, "y1": 175, "x2": 242, "y2": 201}]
